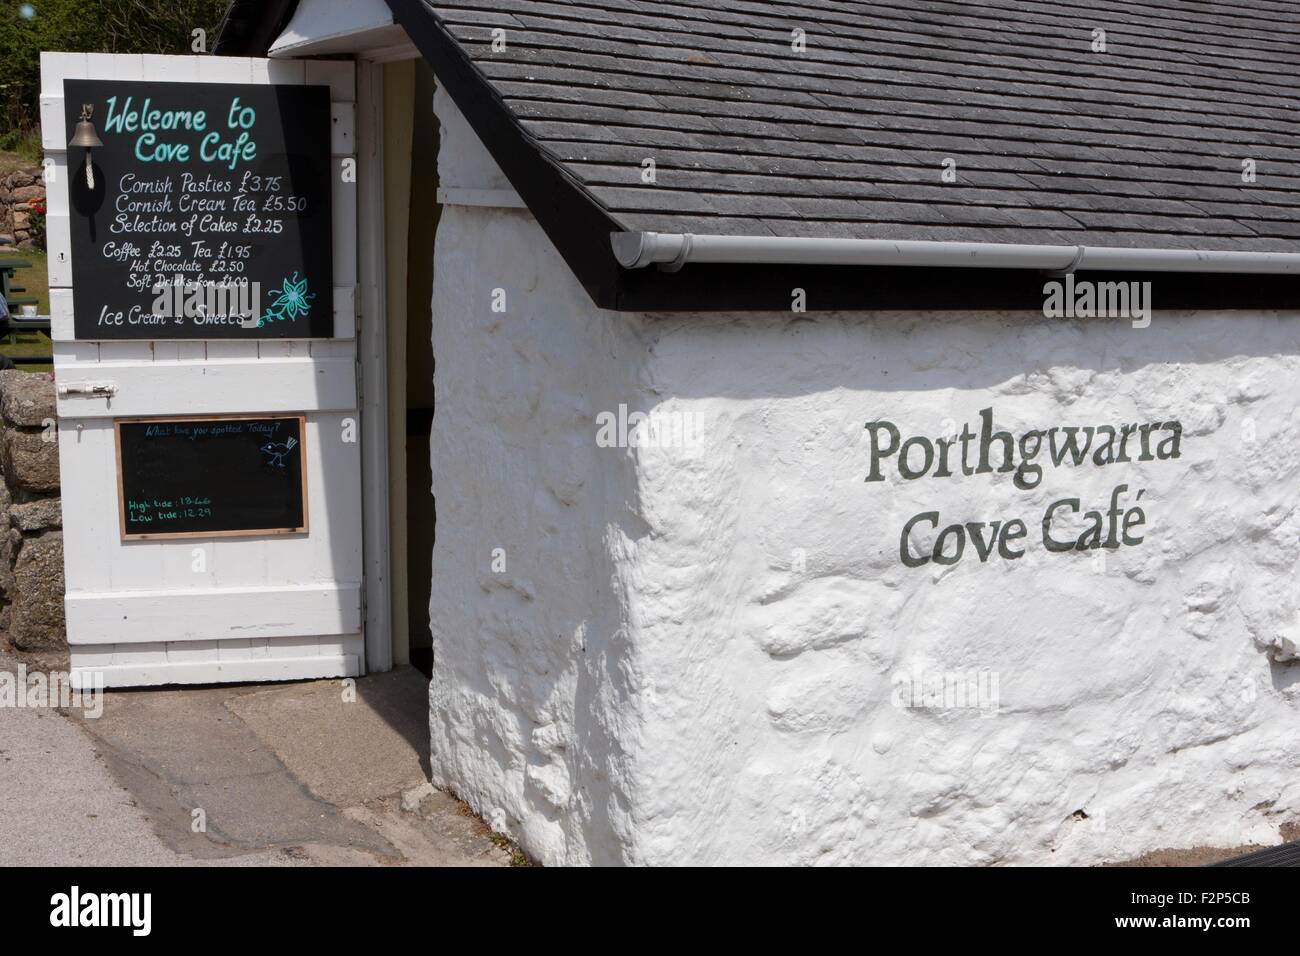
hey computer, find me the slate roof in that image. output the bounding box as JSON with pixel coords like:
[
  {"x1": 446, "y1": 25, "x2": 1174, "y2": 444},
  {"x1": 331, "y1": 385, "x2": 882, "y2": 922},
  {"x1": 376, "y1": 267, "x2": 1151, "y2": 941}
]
[{"x1": 417, "y1": 0, "x2": 1300, "y2": 253}]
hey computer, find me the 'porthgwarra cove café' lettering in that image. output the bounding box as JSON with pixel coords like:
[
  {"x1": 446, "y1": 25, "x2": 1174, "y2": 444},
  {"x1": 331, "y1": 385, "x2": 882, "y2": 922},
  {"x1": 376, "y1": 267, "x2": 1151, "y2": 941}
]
[{"x1": 866, "y1": 408, "x2": 1183, "y2": 567}]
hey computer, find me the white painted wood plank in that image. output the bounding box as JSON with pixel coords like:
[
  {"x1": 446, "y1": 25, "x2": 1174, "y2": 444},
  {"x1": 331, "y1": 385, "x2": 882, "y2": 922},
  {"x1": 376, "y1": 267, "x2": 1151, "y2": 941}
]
[
  {"x1": 108, "y1": 53, "x2": 145, "y2": 81},
  {"x1": 312, "y1": 637, "x2": 357, "y2": 658},
  {"x1": 161, "y1": 536, "x2": 212, "y2": 592},
  {"x1": 305, "y1": 412, "x2": 364, "y2": 583},
  {"x1": 331, "y1": 103, "x2": 355, "y2": 155},
  {"x1": 198, "y1": 56, "x2": 255, "y2": 84},
  {"x1": 67, "y1": 644, "x2": 116, "y2": 667},
  {"x1": 85, "y1": 52, "x2": 142, "y2": 81},
  {"x1": 140, "y1": 55, "x2": 195, "y2": 84},
  {"x1": 109, "y1": 540, "x2": 165, "y2": 593},
  {"x1": 54, "y1": 356, "x2": 358, "y2": 418},
  {"x1": 266, "y1": 635, "x2": 327, "y2": 659},
  {"x1": 309, "y1": 339, "x2": 354, "y2": 358},
  {"x1": 46, "y1": 215, "x2": 72, "y2": 287},
  {"x1": 66, "y1": 584, "x2": 362, "y2": 644},
  {"x1": 252, "y1": 58, "x2": 305, "y2": 85},
  {"x1": 202, "y1": 341, "x2": 255, "y2": 360},
  {"x1": 163, "y1": 640, "x2": 220, "y2": 663},
  {"x1": 42, "y1": 155, "x2": 68, "y2": 216},
  {"x1": 356, "y1": 58, "x2": 388, "y2": 675},
  {"x1": 59, "y1": 419, "x2": 163, "y2": 593},
  {"x1": 71, "y1": 653, "x2": 359, "y2": 689},
  {"x1": 57, "y1": 418, "x2": 114, "y2": 591},
  {"x1": 52, "y1": 342, "x2": 99, "y2": 364},
  {"x1": 333, "y1": 285, "x2": 356, "y2": 339},
  {"x1": 115, "y1": 642, "x2": 166, "y2": 664},
  {"x1": 97, "y1": 342, "x2": 154, "y2": 362},
  {"x1": 258, "y1": 341, "x2": 299, "y2": 358},
  {"x1": 50, "y1": 289, "x2": 74, "y2": 341},
  {"x1": 305, "y1": 60, "x2": 355, "y2": 102},
  {"x1": 211, "y1": 532, "x2": 267, "y2": 591},
  {"x1": 333, "y1": 169, "x2": 358, "y2": 288},
  {"x1": 40, "y1": 97, "x2": 67, "y2": 151},
  {"x1": 41, "y1": 52, "x2": 88, "y2": 93},
  {"x1": 218, "y1": 639, "x2": 254, "y2": 662}
]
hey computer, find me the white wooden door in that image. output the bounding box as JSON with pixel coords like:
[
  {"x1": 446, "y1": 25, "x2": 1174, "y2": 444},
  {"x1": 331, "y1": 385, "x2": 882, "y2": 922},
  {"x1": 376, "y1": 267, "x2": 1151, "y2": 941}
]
[{"x1": 41, "y1": 53, "x2": 363, "y2": 688}]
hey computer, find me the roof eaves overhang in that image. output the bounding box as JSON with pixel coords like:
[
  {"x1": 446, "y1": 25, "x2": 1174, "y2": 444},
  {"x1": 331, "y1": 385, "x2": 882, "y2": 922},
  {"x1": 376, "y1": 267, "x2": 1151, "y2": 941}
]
[
  {"x1": 222, "y1": 1, "x2": 1300, "y2": 313},
  {"x1": 384, "y1": 0, "x2": 628, "y2": 309}
]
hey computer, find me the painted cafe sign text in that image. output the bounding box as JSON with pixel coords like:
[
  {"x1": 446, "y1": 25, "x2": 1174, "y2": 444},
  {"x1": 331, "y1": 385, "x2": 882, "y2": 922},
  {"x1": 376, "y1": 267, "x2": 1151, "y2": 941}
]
[
  {"x1": 64, "y1": 79, "x2": 333, "y2": 339},
  {"x1": 866, "y1": 407, "x2": 1182, "y2": 567}
]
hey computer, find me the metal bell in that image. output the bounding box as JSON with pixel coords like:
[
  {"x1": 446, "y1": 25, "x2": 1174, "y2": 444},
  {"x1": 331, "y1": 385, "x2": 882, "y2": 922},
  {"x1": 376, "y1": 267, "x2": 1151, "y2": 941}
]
[
  {"x1": 68, "y1": 105, "x2": 103, "y2": 149},
  {"x1": 68, "y1": 104, "x2": 102, "y2": 190}
]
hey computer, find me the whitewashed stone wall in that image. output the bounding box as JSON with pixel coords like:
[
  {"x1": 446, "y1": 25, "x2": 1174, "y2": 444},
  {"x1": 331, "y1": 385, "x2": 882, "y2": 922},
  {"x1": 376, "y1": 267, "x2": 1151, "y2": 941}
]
[
  {"x1": 427, "y1": 88, "x2": 648, "y2": 864},
  {"x1": 427, "y1": 94, "x2": 1300, "y2": 865}
]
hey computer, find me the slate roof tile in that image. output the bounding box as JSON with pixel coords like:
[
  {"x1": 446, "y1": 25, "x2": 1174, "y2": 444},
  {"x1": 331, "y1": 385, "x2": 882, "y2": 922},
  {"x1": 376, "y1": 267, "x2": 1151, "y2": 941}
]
[{"x1": 423, "y1": 0, "x2": 1300, "y2": 251}]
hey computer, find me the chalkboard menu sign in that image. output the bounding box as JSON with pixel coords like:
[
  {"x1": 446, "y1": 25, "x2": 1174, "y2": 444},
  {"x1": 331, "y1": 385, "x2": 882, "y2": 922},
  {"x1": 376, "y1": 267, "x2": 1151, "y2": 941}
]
[
  {"x1": 64, "y1": 80, "x2": 333, "y2": 339},
  {"x1": 116, "y1": 415, "x2": 308, "y2": 539}
]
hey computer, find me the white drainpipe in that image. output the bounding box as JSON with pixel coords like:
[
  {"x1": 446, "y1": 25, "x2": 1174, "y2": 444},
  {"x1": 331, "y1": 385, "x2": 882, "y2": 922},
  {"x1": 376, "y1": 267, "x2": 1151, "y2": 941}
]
[{"x1": 610, "y1": 231, "x2": 1300, "y2": 275}]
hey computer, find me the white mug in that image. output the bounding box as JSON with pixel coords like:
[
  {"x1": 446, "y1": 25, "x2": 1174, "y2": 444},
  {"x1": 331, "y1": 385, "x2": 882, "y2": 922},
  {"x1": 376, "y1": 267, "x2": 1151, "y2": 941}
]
[{"x1": 20, "y1": 305, "x2": 37, "y2": 317}]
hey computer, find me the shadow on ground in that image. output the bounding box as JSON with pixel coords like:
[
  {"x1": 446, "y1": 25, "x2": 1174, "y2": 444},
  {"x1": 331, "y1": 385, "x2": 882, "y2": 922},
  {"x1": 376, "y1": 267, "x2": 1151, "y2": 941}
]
[{"x1": 62, "y1": 664, "x2": 508, "y2": 866}]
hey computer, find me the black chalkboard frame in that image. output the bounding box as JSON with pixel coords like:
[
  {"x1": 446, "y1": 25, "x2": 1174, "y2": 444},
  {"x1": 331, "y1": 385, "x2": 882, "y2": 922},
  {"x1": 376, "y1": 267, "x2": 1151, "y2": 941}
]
[{"x1": 114, "y1": 413, "x2": 310, "y2": 541}]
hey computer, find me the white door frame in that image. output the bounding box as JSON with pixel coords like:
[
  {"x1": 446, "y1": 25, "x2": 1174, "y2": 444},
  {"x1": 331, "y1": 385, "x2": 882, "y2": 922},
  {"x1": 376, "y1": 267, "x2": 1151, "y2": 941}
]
[{"x1": 356, "y1": 57, "x2": 392, "y2": 673}]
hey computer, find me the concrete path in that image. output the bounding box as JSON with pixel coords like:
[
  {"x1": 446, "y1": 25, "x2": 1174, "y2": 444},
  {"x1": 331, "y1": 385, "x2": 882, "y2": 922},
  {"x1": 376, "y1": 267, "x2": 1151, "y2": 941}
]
[{"x1": 0, "y1": 650, "x2": 509, "y2": 866}]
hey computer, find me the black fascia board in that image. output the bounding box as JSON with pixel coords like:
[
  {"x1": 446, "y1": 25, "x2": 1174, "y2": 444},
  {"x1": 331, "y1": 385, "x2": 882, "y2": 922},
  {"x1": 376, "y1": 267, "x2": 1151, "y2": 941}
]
[
  {"x1": 613, "y1": 263, "x2": 1300, "y2": 312},
  {"x1": 213, "y1": 0, "x2": 301, "y2": 56}
]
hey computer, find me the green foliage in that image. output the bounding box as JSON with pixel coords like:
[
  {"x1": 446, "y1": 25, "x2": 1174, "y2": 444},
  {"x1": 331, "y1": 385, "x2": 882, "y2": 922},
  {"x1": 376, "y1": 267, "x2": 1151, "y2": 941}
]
[
  {"x1": 0, "y1": 128, "x2": 43, "y2": 164},
  {"x1": 0, "y1": 0, "x2": 230, "y2": 136}
]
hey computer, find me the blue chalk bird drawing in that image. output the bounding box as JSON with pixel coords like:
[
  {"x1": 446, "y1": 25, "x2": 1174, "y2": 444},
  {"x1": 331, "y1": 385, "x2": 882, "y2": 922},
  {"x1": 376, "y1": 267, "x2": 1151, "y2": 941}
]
[
  {"x1": 260, "y1": 435, "x2": 298, "y2": 468},
  {"x1": 259, "y1": 272, "x2": 315, "y2": 327}
]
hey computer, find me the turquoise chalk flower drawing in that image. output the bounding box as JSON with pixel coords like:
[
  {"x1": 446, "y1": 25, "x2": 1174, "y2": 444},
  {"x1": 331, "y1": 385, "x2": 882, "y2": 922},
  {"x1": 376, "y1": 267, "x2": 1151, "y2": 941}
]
[{"x1": 259, "y1": 272, "x2": 316, "y2": 327}]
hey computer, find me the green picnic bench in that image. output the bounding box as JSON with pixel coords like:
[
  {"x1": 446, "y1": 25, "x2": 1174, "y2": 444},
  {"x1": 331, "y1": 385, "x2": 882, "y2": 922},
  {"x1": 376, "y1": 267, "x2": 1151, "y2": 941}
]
[
  {"x1": 0, "y1": 258, "x2": 50, "y2": 346},
  {"x1": 0, "y1": 258, "x2": 38, "y2": 308}
]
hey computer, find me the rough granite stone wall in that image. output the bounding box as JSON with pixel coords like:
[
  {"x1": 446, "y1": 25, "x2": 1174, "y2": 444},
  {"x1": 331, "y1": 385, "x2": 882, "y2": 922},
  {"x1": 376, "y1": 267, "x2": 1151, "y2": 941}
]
[
  {"x1": 427, "y1": 92, "x2": 1300, "y2": 866},
  {"x1": 0, "y1": 168, "x2": 46, "y2": 250},
  {"x1": 0, "y1": 371, "x2": 64, "y2": 650}
]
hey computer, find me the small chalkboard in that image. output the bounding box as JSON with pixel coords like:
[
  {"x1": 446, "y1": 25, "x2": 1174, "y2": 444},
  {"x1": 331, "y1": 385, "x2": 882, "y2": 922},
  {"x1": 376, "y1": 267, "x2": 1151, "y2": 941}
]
[
  {"x1": 64, "y1": 79, "x2": 333, "y2": 339},
  {"x1": 115, "y1": 415, "x2": 308, "y2": 540}
]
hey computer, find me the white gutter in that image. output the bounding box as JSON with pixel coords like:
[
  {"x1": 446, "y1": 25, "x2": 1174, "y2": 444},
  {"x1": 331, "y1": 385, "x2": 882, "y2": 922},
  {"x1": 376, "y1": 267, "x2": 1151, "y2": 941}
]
[{"x1": 610, "y1": 232, "x2": 1300, "y2": 275}]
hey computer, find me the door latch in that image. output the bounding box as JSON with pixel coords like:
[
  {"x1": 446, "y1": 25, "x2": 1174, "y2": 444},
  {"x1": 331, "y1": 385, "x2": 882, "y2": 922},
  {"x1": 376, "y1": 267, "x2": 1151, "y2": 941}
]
[{"x1": 57, "y1": 381, "x2": 117, "y2": 398}]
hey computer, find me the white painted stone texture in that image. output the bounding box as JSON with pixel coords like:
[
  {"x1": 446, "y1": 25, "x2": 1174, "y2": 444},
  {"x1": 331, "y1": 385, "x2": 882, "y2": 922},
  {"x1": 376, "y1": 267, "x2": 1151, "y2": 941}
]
[{"x1": 427, "y1": 93, "x2": 1300, "y2": 866}]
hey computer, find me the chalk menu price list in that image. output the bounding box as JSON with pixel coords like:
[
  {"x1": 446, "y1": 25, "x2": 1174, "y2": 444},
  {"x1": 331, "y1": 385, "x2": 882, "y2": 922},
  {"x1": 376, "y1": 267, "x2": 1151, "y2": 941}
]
[{"x1": 64, "y1": 79, "x2": 333, "y2": 339}]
